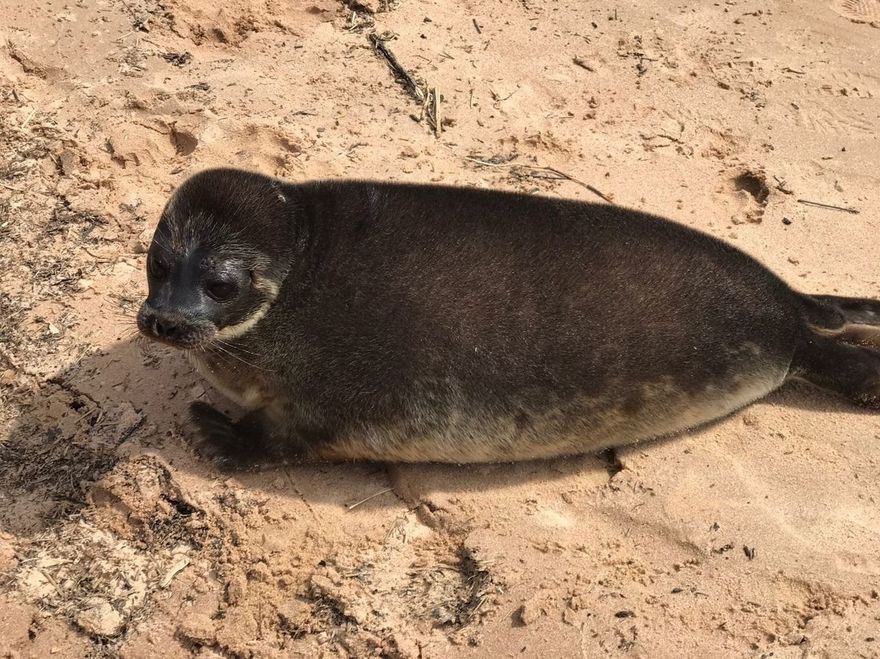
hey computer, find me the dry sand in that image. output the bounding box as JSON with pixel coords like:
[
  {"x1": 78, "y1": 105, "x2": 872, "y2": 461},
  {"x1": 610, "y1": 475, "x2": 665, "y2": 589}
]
[{"x1": 1, "y1": 0, "x2": 879, "y2": 657}]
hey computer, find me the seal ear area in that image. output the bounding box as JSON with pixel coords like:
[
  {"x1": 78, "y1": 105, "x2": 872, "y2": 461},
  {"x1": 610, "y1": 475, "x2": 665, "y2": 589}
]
[
  {"x1": 250, "y1": 270, "x2": 281, "y2": 299},
  {"x1": 170, "y1": 168, "x2": 292, "y2": 234},
  {"x1": 160, "y1": 169, "x2": 301, "y2": 275},
  {"x1": 208, "y1": 268, "x2": 280, "y2": 341}
]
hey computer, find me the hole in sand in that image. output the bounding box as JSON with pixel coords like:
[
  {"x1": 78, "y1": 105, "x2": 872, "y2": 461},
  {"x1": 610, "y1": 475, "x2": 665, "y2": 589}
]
[
  {"x1": 732, "y1": 170, "x2": 770, "y2": 205},
  {"x1": 170, "y1": 127, "x2": 198, "y2": 156}
]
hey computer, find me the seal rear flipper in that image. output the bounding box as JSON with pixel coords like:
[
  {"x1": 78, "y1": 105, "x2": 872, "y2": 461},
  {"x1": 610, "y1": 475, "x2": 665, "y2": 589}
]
[
  {"x1": 188, "y1": 401, "x2": 281, "y2": 471},
  {"x1": 790, "y1": 334, "x2": 880, "y2": 409},
  {"x1": 807, "y1": 294, "x2": 880, "y2": 327},
  {"x1": 801, "y1": 294, "x2": 880, "y2": 349}
]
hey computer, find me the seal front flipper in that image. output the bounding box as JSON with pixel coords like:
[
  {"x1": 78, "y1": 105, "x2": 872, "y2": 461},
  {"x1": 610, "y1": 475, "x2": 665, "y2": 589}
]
[{"x1": 188, "y1": 402, "x2": 282, "y2": 471}]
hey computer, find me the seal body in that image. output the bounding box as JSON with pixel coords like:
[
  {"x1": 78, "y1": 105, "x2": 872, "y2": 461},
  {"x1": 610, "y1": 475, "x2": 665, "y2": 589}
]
[{"x1": 137, "y1": 169, "x2": 880, "y2": 468}]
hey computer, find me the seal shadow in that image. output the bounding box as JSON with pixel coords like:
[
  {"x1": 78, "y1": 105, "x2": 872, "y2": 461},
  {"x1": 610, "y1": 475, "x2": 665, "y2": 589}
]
[
  {"x1": 1, "y1": 336, "x2": 875, "y2": 537},
  {"x1": 0, "y1": 337, "x2": 610, "y2": 536}
]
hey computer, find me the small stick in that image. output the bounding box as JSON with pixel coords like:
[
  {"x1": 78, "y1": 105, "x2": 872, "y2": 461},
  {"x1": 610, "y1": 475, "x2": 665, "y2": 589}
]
[
  {"x1": 20, "y1": 107, "x2": 36, "y2": 128},
  {"x1": 519, "y1": 165, "x2": 613, "y2": 203},
  {"x1": 81, "y1": 246, "x2": 115, "y2": 263},
  {"x1": 463, "y1": 155, "x2": 511, "y2": 168},
  {"x1": 463, "y1": 157, "x2": 612, "y2": 203},
  {"x1": 796, "y1": 198, "x2": 859, "y2": 214},
  {"x1": 346, "y1": 487, "x2": 393, "y2": 511},
  {"x1": 119, "y1": 0, "x2": 138, "y2": 20},
  {"x1": 432, "y1": 87, "x2": 441, "y2": 138},
  {"x1": 572, "y1": 56, "x2": 595, "y2": 72},
  {"x1": 472, "y1": 18, "x2": 482, "y2": 34},
  {"x1": 368, "y1": 33, "x2": 423, "y2": 102}
]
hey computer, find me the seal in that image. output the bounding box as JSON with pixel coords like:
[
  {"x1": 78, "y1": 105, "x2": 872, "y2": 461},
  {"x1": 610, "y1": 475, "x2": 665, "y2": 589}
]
[{"x1": 137, "y1": 168, "x2": 880, "y2": 469}]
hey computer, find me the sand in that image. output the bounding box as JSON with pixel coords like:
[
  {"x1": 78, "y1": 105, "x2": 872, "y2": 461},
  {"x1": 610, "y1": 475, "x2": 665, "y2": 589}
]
[{"x1": 1, "y1": 0, "x2": 879, "y2": 657}]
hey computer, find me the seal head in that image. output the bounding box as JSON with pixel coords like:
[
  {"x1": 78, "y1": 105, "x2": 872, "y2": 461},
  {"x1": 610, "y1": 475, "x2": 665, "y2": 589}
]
[{"x1": 137, "y1": 168, "x2": 295, "y2": 349}]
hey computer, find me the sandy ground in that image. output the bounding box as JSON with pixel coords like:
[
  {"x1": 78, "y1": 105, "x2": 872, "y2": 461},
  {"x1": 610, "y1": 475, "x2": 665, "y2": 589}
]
[{"x1": 1, "y1": 0, "x2": 879, "y2": 657}]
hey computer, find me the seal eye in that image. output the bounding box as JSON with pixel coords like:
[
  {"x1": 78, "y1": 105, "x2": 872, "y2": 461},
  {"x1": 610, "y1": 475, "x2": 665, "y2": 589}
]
[
  {"x1": 205, "y1": 280, "x2": 238, "y2": 302},
  {"x1": 148, "y1": 254, "x2": 168, "y2": 280}
]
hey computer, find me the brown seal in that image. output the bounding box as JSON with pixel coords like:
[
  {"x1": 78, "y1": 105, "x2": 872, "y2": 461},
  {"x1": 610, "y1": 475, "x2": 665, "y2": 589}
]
[{"x1": 137, "y1": 168, "x2": 880, "y2": 469}]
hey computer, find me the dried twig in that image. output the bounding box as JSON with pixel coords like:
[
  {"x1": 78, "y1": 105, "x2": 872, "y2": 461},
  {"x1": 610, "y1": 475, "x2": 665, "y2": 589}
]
[
  {"x1": 796, "y1": 198, "x2": 859, "y2": 214},
  {"x1": 464, "y1": 156, "x2": 613, "y2": 203},
  {"x1": 118, "y1": 0, "x2": 140, "y2": 23},
  {"x1": 369, "y1": 33, "x2": 423, "y2": 102},
  {"x1": 773, "y1": 175, "x2": 794, "y2": 195},
  {"x1": 520, "y1": 165, "x2": 613, "y2": 203},
  {"x1": 20, "y1": 108, "x2": 36, "y2": 128},
  {"x1": 572, "y1": 56, "x2": 595, "y2": 72},
  {"x1": 432, "y1": 86, "x2": 441, "y2": 138},
  {"x1": 368, "y1": 33, "x2": 442, "y2": 137},
  {"x1": 463, "y1": 155, "x2": 517, "y2": 168},
  {"x1": 81, "y1": 246, "x2": 116, "y2": 263},
  {"x1": 640, "y1": 132, "x2": 684, "y2": 146},
  {"x1": 346, "y1": 487, "x2": 393, "y2": 511}
]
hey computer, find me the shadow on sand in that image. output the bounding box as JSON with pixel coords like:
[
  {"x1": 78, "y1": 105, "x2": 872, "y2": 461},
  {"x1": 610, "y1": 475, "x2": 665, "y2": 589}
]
[{"x1": 1, "y1": 335, "x2": 873, "y2": 537}]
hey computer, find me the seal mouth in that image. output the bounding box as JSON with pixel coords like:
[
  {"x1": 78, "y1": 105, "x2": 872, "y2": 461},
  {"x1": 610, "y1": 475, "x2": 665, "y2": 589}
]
[{"x1": 136, "y1": 304, "x2": 218, "y2": 350}]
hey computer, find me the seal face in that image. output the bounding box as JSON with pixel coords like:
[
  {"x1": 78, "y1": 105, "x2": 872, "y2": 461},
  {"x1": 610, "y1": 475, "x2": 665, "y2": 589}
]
[
  {"x1": 138, "y1": 168, "x2": 880, "y2": 471},
  {"x1": 137, "y1": 170, "x2": 289, "y2": 350}
]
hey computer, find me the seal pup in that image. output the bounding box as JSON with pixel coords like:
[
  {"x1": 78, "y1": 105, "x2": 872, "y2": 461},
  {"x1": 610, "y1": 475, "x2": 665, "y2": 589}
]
[{"x1": 137, "y1": 168, "x2": 880, "y2": 469}]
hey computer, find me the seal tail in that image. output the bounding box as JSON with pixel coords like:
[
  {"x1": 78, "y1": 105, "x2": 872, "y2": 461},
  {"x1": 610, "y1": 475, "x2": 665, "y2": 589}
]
[
  {"x1": 807, "y1": 294, "x2": 880, "y2": 327},
  {"x1": 788, "y1": 293, "x2": 880, "y2": 408},
  {"x1": 798, "y1": 293, "x2": 880, "y2": 332},
  {"x1": 799, "y1": 293, "x2": 880, "y2": 349}
]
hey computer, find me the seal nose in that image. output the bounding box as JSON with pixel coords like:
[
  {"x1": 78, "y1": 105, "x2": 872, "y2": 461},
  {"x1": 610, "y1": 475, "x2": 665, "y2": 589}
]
[
  {"x1": 152, "y1": 316, "x2": 180, "y2": 340},
  {"x1": 138, "y1": 302, "x2": 205, "y2": 348}
]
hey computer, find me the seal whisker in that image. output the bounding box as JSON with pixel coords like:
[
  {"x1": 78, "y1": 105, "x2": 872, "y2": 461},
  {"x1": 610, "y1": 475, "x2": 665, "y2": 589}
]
[
  {"x1": 192, "y1": 345, "x2": 240, "y2": 374},
  {"x1": 149, "y1": 233, "x2": 173, "y2": 255},
  {"x1": 208, "y1": 342, "x2": 272, "y2": 372},
  {"x1": 215, "y1": 338, "x2": 263, "y2": 358},
  {"x1": 199, "y1": 344, "x2": 236, "y2": 370},
  {"x1": 118, "y1": 328, "x2": 140, "y2": 341}
]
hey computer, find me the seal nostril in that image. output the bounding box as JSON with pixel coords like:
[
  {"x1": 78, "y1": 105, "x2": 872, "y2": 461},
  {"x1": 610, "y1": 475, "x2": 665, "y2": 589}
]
[{"x1": 153, "y1": 318, "x2": 179, "y2": 338}]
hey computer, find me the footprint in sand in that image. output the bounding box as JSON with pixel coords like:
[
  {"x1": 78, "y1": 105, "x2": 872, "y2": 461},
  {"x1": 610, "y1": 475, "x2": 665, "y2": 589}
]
[{"x1": 830, "y1": 0, "x2": 880, "y2": 24}]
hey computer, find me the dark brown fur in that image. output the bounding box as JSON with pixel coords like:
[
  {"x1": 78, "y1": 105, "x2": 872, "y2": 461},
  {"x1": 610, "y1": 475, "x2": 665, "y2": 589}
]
[{"x1": 136, "y1": 168, "x2": 880, "y2": 469}]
